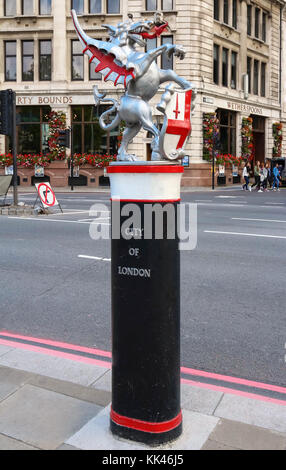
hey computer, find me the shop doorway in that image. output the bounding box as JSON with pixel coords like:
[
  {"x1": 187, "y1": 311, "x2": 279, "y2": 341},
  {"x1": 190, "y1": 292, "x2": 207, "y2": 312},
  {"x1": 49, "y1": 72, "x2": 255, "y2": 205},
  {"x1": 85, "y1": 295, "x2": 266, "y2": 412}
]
[{"x1": 251, "y1": 115, "x2": 265, "y2": 163}]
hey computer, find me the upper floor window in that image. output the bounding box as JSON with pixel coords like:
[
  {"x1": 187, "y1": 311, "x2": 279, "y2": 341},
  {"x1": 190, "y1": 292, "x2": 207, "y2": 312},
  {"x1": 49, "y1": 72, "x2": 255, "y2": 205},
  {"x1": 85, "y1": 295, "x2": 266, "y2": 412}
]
[
  {"x1": 248, "y1": 6, "x2": 267, "y2": 42},
  {"x1": 39, "y1": 0, "x2": 52, "y2": 15},
  {"x1": 4, "y1": 0, "x2": 17, "y2": 16},
  {"x1": 5, "y1": 41, "x2": 17, "y2": 81},
  {"x1": 247, "y1": 5, "x2": 252, "y2": 35},
  {"x1": 214, "y1": 0, "x2": 237, "y2": 29},
  {"x1": 72, "y1": 0, "x2": 84, "y2": 14},
  {"x1": 22, "y1": 0, "x2": 34, "y2": 15},
  {"x1": 39, "y1": 40, "x2": 52, "y2": 81},
  {"x1": 146, "y1": 0, "x2": 173, "y2": 10},
  {"x1": 22, "y1": 40, "x2": 34, "y2": 81},
  {"x1": 107, "y1": 0, "x2": 120, "y2": 13},
  {"x1": 161, "y1": 35, "x2": 173, "y2": 70},
  {"x1": 89, "y1": 0, "x2": 102, "y2": 13},
  {"x1": 72, "y1": 40, "x2": 84, "y2": 80}
]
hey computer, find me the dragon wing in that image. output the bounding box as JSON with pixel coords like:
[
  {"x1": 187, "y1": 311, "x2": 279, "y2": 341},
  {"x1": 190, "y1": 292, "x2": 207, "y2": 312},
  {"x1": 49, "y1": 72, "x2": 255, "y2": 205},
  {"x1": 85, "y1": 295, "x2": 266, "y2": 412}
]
[{"x1": 71, "y1": 10, "x2": 135, "y2": 88}]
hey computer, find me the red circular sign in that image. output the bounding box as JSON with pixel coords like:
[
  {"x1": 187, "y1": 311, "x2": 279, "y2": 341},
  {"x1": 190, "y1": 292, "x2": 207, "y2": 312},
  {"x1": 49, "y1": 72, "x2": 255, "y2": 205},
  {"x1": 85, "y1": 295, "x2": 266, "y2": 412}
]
[{"x1": 38, "y1": 183, "x2": 56, "y2": 207}]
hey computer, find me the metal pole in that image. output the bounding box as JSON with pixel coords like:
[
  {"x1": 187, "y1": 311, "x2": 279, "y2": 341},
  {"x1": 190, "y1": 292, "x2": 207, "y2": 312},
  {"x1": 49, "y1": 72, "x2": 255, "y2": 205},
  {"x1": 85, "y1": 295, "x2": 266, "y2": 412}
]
[
  {"x1": 11, "y1": 91, "x2": 18, "y2": 206},
  {"x1": 212, "y1": 134, "x2": 215, "y2": 191},
  {"x1": 70, "y1": 126, "x2": 74, "y2": 191}
]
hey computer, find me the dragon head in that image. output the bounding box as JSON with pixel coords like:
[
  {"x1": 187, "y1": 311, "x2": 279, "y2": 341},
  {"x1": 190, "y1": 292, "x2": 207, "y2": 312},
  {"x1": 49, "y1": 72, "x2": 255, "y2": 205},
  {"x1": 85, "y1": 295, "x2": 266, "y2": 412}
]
[{"x1": 102, "y1": 13, "x2": 169, "y2": 48}]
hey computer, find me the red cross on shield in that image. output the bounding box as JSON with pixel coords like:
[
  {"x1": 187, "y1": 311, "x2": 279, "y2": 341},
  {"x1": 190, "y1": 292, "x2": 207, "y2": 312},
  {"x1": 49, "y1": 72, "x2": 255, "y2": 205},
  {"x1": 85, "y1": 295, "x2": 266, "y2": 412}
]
[{"x1": 159, "y1": 87, "x2": 193, "y2": 161}]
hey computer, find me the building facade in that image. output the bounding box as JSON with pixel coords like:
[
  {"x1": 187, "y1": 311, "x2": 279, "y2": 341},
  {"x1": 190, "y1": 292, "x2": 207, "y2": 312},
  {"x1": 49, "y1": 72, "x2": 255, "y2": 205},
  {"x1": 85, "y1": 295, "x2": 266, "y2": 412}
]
[{"x1": 0, "y1": 0, "x2": 286, "y2": 186}]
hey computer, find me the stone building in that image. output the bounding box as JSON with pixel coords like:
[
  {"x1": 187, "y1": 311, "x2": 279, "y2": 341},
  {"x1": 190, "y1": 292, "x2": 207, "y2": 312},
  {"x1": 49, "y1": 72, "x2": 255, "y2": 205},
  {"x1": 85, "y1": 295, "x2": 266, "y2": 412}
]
[{"x1": 0, "y1": 0, "x2": 286, "y2": 187}]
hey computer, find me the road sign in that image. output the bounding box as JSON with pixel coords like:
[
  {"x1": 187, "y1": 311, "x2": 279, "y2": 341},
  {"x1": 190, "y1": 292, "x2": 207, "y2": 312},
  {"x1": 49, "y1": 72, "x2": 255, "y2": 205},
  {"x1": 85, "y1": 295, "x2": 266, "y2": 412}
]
[{"x1": 35, "y1": 182, "x2": 58, "y2": 208}]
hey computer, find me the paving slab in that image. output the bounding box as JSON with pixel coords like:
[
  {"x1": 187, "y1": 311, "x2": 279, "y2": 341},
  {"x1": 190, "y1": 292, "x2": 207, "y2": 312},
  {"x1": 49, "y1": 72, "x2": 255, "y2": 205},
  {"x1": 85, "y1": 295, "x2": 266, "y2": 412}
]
[
  {"x1": 66, "y1": 406, "x2": 220, "y2": 450},
  {"x1": 0, "y1": 345, "x2": 13, "y2": 357},
  {"x1": 0, "y1": 384, "x2": 102, "y2": 450},
  {"x1": 0, "y1": 367, "x2": 32, "y2": 401},
  {"x1": 214, "y1": 394, "x2": 286, "y2": 434},
  {"x1": 0, "y1": 348, "x2": 109, "y2": 386},
  {"x1": 0, "y1": 433, "x2": 39, "y2": 450},
  {"x1": 181, "y1": 383, "x2": 223, "y2": 415},
  {"x1": 204, "y1": 418, "x2": 286, "y2": 451}
]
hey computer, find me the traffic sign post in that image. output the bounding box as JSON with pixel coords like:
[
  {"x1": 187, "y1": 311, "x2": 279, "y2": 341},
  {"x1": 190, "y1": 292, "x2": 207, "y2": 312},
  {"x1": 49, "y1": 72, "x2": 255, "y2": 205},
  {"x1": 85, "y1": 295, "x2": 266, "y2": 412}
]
[
  {"x1": 107, "y1": 162, "x2": 183, "y2": 446},
  {"x1": 34, "y1": 182, "x2": 63, "y2": 213}
]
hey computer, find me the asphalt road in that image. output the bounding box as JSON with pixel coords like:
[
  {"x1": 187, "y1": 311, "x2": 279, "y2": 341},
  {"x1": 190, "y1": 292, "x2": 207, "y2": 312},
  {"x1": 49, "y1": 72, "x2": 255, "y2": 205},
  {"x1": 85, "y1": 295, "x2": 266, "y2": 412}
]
[{"x1": 0, "y1": 187, "x2": 286, "y2": 388}]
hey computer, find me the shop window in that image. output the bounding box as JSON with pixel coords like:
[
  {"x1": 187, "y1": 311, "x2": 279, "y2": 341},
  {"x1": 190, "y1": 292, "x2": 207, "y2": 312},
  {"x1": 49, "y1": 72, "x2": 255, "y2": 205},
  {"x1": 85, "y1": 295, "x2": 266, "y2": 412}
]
[
  {"x1": 217, "y1": 109, "x2": 236, "y2": 155},
  {"x1": 39, "y1": 0, "x2": 52, "y2": 15},
  {"x1": 4, "y1": 0, "x2": 16, "y2": 16},
  {"x1": 22, "y1": 40, "x2": 34, "y2": 81},
  {"x1": 39, "y1": 40, "x2": 52, "y2": 81},
  {"x1": 5, "y1": 41, "x2": 17, "y2": 82},
  {"x1": 71, "y1": 105, "x2": 119, "y2": 156},
  {"x1": 16, "y1": 106, "x2": 51, "y2": 155}
]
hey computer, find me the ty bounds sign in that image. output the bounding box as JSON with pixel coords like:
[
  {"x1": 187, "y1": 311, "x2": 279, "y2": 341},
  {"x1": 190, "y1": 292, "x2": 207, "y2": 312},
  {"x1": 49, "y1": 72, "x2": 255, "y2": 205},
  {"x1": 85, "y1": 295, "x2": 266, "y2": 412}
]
[{"x1": 35, "y1": 182, "x2": 59, "y2": 209}]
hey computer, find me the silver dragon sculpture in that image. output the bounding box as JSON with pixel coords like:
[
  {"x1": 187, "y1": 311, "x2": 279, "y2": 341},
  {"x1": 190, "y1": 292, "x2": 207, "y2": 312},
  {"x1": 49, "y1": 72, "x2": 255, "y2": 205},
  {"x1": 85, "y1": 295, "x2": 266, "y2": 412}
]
[{"x1": 71, "y1": 10, "x2": 196, "y2": 162}]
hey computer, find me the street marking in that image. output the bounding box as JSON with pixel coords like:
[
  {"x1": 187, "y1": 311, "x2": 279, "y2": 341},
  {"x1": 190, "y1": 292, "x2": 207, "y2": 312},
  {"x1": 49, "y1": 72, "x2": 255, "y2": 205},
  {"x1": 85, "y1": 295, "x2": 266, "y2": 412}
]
[
  {"x1": 232, "y1": 218, "x2": 286, "y2": 224},
  {"x1": 205, "y1": 230, "x2": 286, "y2": 239},
  {"x1": 78, "y1": 255, "x2": 111, "y2": 262},
  {"x1": 8, "y1": 217, "x2": 110, "y2": 225}
]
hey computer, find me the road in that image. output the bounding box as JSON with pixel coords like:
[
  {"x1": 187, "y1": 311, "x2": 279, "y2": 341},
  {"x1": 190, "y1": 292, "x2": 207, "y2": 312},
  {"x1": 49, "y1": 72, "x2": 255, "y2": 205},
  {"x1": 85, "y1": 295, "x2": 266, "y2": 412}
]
[{"x1": 0, "y1": 187, "x2": 286, "y2": 390}]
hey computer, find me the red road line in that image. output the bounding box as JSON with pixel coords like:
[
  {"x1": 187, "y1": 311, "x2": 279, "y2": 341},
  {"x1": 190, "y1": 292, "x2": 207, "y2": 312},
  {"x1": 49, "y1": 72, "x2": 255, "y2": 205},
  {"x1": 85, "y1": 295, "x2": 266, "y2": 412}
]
[
  {"x1": 1, "y1": 331, "x2": 286, "y2": 400},
  {"x1": 181, "y1": 378, "x2": 286, "y2": 407},
  {"x1": 0, "y1": 331, "x2": 111, "y2": 359}
]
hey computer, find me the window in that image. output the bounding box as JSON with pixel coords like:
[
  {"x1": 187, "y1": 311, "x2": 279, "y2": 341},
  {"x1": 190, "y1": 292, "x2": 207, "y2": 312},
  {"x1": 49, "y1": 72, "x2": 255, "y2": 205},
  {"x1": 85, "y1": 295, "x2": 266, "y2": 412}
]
[
  {"x1": 22, "y1": 41, "x2": 34, "y2": 81},
  {"x1": 16, "y1": 106, "x2": 51, "y2": 155},
  {"x1": 161, "y1": 36, "x2": 173, "y2": 70},
  {"x1": 39, "y1": 0, "x2": 52, "y2": 15},
  {"x1": 231, "y1": 51, "x2": 237, "y2": 89},
  {"x1": 247, "y1": 5, "x2": 252, "y2": 35},
  {"x1": 89, "y1": 0, "x2": 102, "y2": 13},
  {"x1": 255, "y1": 8, "x2": 260, "y2": 39},
  {"x1": 4, "y1": 0, "x2": 16, "y2": 16},
  {"x1": 247, "y1": 57, "x2": 252, "y2": 94},
  {"x1": 222, "y1": 47, "x2": 228, "y2": 87},
  {"x1": 22, "y1": 0, "x2": 34, "y2": 15},
  {"x1": 5, "y1": 42, "x2": 17, "y2": 82},
  {"x1": 72, "y1": 0, "x2": 84, "y2": 14},
  {"x1": 89, "y1": 42, "x2": 102, "y2": 80},
  {"x1": 232, "y1": 0, "x2": 237, "y2": 29},
  {"x1": 146, "y1": 0, "x2": 157, "y2": 10},
  {"x1": 253, "y1": 59, "x2": 259, "y2": 95},
  {"x1": 72, "y1": 40, "x2": 84, "y2": 80},
  {"x1": 262, "y1": 12, "x2": 267, "y2": 42},
  {"x1": 107, "y1": 0, "x2": 120, "y2": 13},
  {"x1": 71, "y1": 105, "x2": 119, "y2": 156},
  {"x1": 39, "y1": 40, "x2": 52, "y2": 81},
  {"x1": 261, "y1": 62, "x2": 266, "y2": 97},
  {"x1": 213, "y1": 44, "x2": 219, "y2": 84},
  {"x1": 162, "y1": 0, "x2": 173, "y2": 9},
  {"x1": 217, "y1": 109, "x2": 236, "y2": 155},
  {"x1": 214, "y1": 0, "x2": 220, "y2": 21},
  {"x1": 223, "y1": 0, "x2": 229, "y2": 24}
]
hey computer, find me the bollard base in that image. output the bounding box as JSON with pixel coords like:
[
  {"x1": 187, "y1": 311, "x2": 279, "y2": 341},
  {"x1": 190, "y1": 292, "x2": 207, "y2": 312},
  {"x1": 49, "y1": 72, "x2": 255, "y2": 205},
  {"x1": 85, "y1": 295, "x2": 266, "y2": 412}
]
[
  {"x1": 110, "y1": 409, "x2": 183, "y2": 446},
  {"x1": 110, "y1": 419, "x2": 183, "y2": 447}
]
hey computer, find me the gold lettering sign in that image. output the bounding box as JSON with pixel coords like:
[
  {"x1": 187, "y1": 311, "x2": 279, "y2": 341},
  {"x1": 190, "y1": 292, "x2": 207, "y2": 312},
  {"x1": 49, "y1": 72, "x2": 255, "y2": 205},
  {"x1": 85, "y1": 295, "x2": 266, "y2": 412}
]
[
  {"x1": 227, "y1": 101, "x2": 263, "y2": 115},
  {"x1": 17, "y1": 96, "x2": 73, "y2": 105}
]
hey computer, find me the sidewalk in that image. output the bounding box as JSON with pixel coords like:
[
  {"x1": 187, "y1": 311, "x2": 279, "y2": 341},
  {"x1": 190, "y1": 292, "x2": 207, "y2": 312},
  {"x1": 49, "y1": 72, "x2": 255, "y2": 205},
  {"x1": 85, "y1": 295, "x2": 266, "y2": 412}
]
[{"x1": 0, "y1": 340, "x2": 286, "y2": 451}]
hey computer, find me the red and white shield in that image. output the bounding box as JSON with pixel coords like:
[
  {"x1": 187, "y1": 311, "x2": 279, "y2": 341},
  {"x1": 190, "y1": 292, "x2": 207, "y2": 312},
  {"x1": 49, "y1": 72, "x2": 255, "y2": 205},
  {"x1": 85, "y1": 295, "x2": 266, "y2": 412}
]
[{"x1": 159, "y1": 88, "x2": 193, "y2": 161}]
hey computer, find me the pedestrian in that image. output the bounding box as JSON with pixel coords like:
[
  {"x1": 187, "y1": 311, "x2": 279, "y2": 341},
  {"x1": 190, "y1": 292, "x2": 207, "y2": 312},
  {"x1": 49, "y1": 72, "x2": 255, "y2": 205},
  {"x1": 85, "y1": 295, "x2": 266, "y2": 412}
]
[
  {"x1": 258, "y1": 163, "x2": 267, "y2": 192},
  {"x1": 265, "y1": 162, "x2": 272, "y2": 189},
  {"x1": 272, "y1": 163, "x2": 281, "y2": 191},
  {"x1": 242, "y1": 162, "x2": 251, "y2": 191},
  {"x1": 251, "y1": 161, "x2": 261, "y2": 190}
]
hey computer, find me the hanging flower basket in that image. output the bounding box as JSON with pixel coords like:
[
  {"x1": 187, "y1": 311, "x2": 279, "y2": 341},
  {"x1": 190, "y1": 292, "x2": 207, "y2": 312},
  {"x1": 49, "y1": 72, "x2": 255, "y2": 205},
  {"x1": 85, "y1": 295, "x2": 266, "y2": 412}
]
[
  {"x1": 241, "y1": 117, "x2": 253, "y2": 162},
  {"x1": 203, "y1": 112, "x2": 220, "y2": 162},
  {"x1": 272, "y1": 122, "x2": 283, "y2": 158},
  {"x1": 47, "y1": 110, "x2": 68, "y2": 161}
]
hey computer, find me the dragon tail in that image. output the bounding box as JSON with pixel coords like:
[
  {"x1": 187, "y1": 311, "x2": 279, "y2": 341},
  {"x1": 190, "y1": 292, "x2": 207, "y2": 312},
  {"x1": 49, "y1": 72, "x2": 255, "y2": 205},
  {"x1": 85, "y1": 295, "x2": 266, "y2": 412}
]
[{"x1": 93, "y1": 86, "x2": 121, "y2": 131}]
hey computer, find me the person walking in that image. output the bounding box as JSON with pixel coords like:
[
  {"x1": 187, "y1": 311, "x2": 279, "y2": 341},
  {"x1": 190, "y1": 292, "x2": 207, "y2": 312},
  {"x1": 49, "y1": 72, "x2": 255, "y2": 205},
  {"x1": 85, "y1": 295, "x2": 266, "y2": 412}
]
[
  {"x1": 258, "y1": 163, "x2": 267, "y2": 192},
  {"x1": 265, "y1": 162, "x2": 272, "y2": 189},
  {"x1": 272, "y1": 163, "x2": 281, "y2": 191},
  {"x1": 251, "y1": 161, "x2": 261, "y2": 191},
  {"x1": 242, "y1": 162, "x2": 251, "y2": 191}
]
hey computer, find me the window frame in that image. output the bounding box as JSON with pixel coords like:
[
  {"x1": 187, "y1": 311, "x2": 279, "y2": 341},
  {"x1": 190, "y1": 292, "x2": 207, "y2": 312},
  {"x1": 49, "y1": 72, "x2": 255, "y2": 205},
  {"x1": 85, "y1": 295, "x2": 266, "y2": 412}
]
[
  {"x1": 4, "y1": 0, "x2": 17, "y2": 16},
  {"x1": 71, "y1": 39, "x2": 84, "y2": 81},
  {"x1": 39, "y1": 0, "x2": 52, "y2": 15},
  {"x1": 22, "y1": 40, "x2": 34, "y2": 82},
  {"x1": 4, "y1": 41, "x2": 17, "y2": 82},
  {"x1": 21, "y1": 0, "x2": 34, "y2": 15},
  {"x1": 39, "y1": 39, "x2": 52, "y2": 81}
]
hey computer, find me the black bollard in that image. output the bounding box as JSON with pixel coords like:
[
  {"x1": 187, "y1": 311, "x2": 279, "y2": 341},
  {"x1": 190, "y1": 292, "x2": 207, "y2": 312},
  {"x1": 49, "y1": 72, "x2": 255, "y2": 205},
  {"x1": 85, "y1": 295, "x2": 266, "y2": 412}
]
[{"x1": 108, "y1": 162, "x2": 183, "y2": 446}]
